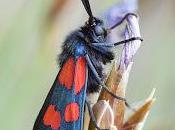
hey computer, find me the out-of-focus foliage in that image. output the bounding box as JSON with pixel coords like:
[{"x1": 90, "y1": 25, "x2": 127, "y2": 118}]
[
  {"x1": 0, "y1": 0, "x2": 175, "y2": 130},
  {"x1": 0, "y1": 0, "x2": 56, "y2": 130}
]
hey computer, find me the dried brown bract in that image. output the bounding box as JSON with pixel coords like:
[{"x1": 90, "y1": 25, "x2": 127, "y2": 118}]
[{"x1": 88, "y1": 63, "x2": 155, "y2": 130}]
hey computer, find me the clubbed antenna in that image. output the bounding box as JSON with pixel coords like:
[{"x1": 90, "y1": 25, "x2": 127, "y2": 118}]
[{"x1": 81, "y1": 0, "x2": 94, "y2": 19}]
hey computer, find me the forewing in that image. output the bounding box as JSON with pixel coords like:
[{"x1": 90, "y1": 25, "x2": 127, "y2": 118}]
[{"x1": 33, "y1": 56, "x2": 88, "y2": 130}]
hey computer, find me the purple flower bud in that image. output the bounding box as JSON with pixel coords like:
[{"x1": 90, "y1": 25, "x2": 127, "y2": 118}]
[
  {"x1": 102, "y1": 0, "x2": 142, "y2": 70},
  {"x1": 119, "y1": 15, "x2": 141, "y2": 70},
  {"x1": 104, "y1": 0, "x2": 138, "y2": 27}
]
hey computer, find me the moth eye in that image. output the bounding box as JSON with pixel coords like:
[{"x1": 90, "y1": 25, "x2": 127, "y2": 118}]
[{"x1": 95, "y1": 26, "x2": 104, "y2": 36}]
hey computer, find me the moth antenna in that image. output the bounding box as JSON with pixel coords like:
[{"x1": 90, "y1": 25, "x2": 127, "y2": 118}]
[{"x1": 81, "y1": 0, "x2": 94, "y2": 19}]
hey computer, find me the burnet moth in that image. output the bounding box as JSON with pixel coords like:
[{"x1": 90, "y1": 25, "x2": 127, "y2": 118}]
[{"x1": 33, "y1": 0, "x2": 143, "y2": 130}]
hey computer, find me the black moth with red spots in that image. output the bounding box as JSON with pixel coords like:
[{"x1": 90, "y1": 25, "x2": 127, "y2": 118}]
[{"x1": 33, "y1": 0, "x2": 142, "y2": 130}]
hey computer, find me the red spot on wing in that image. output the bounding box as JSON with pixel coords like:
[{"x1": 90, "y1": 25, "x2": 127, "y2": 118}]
[
  {"x1": 58, "y1": 57, "x2": 75, "y2": 89},
  {"x1": 64, "y1": 102, "x2": 79, "y2": 122},
  {"x1": 43, "y1": 105, "x2": 61, "y2": 130},
  {"x1": 74, "y1": 57, "x2": 86, "y2": 94}
]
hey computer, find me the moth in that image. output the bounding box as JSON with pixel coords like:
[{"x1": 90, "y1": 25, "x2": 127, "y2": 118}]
[{"x1": 33, "y1": 0, "x2": 142, "y2": 130}]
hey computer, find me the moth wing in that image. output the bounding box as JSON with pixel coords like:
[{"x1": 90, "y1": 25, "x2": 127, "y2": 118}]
[{"x1": 33, "y1": 56, "x2": 88, "y2": 130}]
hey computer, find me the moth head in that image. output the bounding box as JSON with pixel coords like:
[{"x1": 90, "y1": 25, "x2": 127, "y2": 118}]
[{"x1": 81, "y1": 0, "x2": 107, "y2": 42}]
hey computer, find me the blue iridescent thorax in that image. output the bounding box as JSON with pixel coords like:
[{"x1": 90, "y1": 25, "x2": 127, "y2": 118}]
[{"x1": 74, "y1": 43, "x2": 86, "y2": 57}]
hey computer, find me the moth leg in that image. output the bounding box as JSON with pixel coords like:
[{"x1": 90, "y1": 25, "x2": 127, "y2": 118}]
[
  {"x1": 109, "y1": 13, "x2": 138, "y2": 30},
  {"x1": 85, "y1": 54, "x2": 133, "y2": 110},
  {"x1": 91, "y1": 37, "x2": 143, "y2": 47},
  {"x1": 113, "y1": 37, "x2": 143, "y2": 46},
  {"x1": 85, "y1": 98, "x2": 109, "y2": 130}
]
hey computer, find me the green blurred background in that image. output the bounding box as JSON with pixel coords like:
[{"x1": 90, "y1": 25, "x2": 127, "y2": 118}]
[{"x1": 0, "y1": 0, "x2": 175, "y2": 130}]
